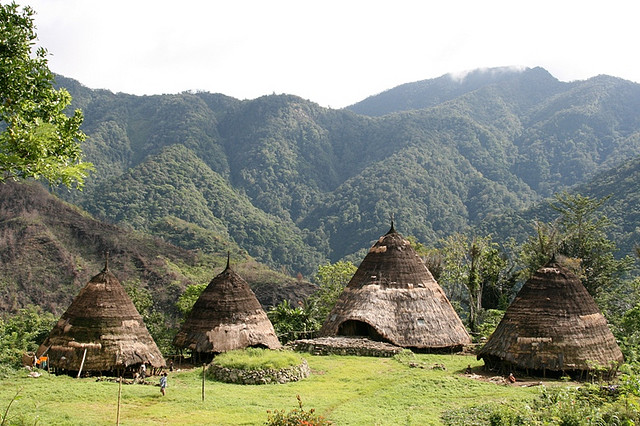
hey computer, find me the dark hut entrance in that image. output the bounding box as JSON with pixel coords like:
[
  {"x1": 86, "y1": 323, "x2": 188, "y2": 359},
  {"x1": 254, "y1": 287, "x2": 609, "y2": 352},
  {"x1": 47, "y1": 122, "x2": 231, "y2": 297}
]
[{"x1": 337, "y1": 320, "x2": 387, "y2": 342}]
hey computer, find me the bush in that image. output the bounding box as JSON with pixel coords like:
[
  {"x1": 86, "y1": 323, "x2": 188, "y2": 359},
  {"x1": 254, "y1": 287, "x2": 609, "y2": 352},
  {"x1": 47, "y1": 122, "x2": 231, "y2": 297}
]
[
  {"x1": 0, "y1": 306, "x2": 56, "y2": 372},
  {"x1": 392, "y1": 349, "x2": 416, "y2": 365},
  {"x1": 266, "y1": 395, "x2": 332, "y2": 426},
  {"x1": 267, "y1": 300, "x2": 320, "y2": 344},
  {"x1": 443, "y1": 380, "x2": 640, "y2": 425},
  {"x1": 475, "y1": 309, "x2": 505, "y2": 340}
]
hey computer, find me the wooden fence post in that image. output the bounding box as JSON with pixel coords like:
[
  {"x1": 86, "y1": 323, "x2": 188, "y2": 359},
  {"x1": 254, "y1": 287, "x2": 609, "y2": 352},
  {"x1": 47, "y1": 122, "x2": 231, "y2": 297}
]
[
  {"x1": 77, "y1": 348, "x2": 88, "y2": 379},
  {"x1": 116, "y1": 377, "x2": 122, "y2": 425},
  {"x1": 202, "y1": 364, "x2": 206, "y2": 402}
]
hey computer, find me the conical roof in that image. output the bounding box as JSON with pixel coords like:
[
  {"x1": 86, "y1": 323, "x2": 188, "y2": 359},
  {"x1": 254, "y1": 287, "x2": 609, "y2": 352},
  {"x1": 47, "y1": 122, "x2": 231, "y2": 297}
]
[
  {"x1": 37, "y1": 260, "x2": 165, "y2": 372},
  {"x1": 173, "y1": 258, "x2": 281, "y2": 353},
  {"x1": 319, "y1": 223, "x2": 471, "y2": 350},
  {"x1": 477, "y1": 259, "x2": 623, "y2": 373}
]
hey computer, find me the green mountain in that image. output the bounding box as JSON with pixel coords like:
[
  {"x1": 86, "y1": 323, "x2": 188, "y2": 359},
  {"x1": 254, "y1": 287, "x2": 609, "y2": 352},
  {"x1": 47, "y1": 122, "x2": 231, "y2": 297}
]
[
  {"x1": 346, "y1": 66, "x2": 566, "y2": 116},
  {"x1": 49, "y1": 67, "x2": 640, "y2": 273}
]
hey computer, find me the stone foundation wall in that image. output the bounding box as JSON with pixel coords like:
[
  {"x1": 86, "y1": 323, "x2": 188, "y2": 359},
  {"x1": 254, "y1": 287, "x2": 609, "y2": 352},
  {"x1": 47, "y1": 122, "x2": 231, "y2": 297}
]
[
  {"x1": 208, "y1": 359, "x2": 310, "y2": 385},
  {"x1": 288, "y1": 337, "x2": 403, "y2": 357}
]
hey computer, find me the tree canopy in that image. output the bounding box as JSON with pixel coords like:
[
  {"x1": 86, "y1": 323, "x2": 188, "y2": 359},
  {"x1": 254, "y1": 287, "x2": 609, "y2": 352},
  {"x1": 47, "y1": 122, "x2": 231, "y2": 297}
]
[
  {"x1": 518, "y1": 192, "x2": 634, "y2": 297},
  {"x1": 0, "y1": 2, "x2": 91, "y2": 187}
]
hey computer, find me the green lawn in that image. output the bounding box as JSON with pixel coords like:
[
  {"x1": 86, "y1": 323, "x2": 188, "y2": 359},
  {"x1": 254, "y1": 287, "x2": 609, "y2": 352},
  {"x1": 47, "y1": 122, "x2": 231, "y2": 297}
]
[{"x1": 0, "y1": 353, "x2": 539, "y2": 425}]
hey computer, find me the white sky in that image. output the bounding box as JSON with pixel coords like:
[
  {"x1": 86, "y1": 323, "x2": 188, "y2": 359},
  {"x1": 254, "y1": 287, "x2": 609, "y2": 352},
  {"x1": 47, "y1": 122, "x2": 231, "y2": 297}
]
[{"x1": 22, "y1": 0, "x2": 640, "y2": 108}]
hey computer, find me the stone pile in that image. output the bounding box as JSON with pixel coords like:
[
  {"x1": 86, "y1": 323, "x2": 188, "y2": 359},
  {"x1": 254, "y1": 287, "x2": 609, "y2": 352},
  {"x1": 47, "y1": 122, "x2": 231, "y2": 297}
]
[
  {"x1": 288, "y1": 336, "x2": 403, "y2": 357},
  {"x1": 208, "y1": 359, "x2": 310, "y2": 385}
]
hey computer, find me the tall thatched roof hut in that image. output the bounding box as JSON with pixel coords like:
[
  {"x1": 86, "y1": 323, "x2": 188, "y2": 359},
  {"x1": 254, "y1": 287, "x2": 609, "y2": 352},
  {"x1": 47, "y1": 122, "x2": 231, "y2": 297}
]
[
  {"x1": 36, "y1": 259, "x2": 165, "y2": 375},
  {"x1": 173, "y1": 257, "x2": 281, "y2": 356},
  {"x1": 319, "y1": 223, "x2": 471, "y2": 351},
  {"x1": 477, "y1": 259, "x2": 623, "y2": 376}
]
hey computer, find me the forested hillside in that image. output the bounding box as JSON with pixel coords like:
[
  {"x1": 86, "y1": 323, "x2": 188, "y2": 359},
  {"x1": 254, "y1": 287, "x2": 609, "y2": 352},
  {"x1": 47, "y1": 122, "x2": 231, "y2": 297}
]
[
  {"x1": 0, "y1": 180, "x2": 198, "y2": 314},
  {"x1": 480, "y1": 155, "x2": 640, "y2": 258},
  {"x1": 0, "y1": 182, "x2": 315, "y2": 316},
  {"x1": 50, "y1": 67, "x2": 640, "y2": 275}
]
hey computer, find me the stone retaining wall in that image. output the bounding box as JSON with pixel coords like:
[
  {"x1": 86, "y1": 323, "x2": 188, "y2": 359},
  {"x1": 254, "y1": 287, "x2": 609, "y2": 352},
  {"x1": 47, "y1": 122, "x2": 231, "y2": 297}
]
[
  {"x1": 208, "y1": 359, "x2": 310, "y2": 385},
  {"x1": 287, "y1": 337, "x2": 403, "y2": 357}
]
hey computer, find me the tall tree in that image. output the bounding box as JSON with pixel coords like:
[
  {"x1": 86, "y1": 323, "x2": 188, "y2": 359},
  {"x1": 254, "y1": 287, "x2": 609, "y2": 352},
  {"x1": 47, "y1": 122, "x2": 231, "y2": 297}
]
[
  {"x1": 518, "y1": 219, "x2": 562, "y2": 278},
  {"x1": 520, "y1": 192, "x2": 633, "y2": 297},
  {"x1": 307, "y1": 260, "x2": 357, "y2": 323},
  {"x1": 438, "y1": 233, "x2": 510, "y2": 333},
  {"x1": 0, "y1": 3, "x2": 91, "y2": 187},
  {"x1": 552, "y1": 192, "x2": 634, "y2": 296}
]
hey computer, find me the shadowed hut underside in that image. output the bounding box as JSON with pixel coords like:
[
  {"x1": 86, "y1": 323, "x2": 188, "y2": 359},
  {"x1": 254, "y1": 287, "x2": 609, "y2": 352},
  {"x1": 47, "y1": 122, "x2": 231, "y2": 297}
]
[
  {"x1": 173, "y1": 260, "x2": 281, "y2": 356},
  {"x1": 320, "y1": 224, "x2": 471, "y2": 351},
  {"x1": 477, "y1": 260, "x2": 623, "y2": 377},
  {"x1": 37, "y1": 263, "x2": 165, "y2": 375}
]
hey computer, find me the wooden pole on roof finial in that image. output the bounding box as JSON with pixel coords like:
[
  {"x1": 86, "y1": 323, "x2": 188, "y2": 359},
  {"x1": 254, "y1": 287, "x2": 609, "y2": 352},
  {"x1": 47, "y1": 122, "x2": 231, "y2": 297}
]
[
  {"x1": 104, "y1": 251, "x2": 110, "y2": 272},
  {"x1": 389, "y1": 213, "x2": 396, "y2": 233},
  {"x1": 226, "y1": 251, "x2": 230, "y2": 270}
]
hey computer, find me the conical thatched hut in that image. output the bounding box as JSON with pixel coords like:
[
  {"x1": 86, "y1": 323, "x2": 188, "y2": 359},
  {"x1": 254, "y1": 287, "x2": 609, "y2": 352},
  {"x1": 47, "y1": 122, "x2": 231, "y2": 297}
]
[
  {"x1": 319, "y1": 223, "x2": 471, "y2": 351},
  {"x1": 36, "y1": 260, "x2": 165, "y2": 375},
  {"x1": 173, "y1": 257, "x2": 281, "y2": 357},
  {"x1": 477, "y1": 259, "x2": 623, "y2": 377}
]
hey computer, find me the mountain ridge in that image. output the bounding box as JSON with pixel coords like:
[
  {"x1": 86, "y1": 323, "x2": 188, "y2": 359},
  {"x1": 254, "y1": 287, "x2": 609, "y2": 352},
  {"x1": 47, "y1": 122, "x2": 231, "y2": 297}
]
[
  {"x1": 346, "y1": 67, "x2": 567, "y2": 116},
  {"x1": 48, "y1": 66, "x2": 640, "y2": 271}
]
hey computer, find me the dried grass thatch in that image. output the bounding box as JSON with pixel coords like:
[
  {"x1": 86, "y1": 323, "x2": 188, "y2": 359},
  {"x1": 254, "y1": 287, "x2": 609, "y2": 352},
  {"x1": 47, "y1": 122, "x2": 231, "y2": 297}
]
[
  {"x1": 36, "y1": 261, "x2": 165, "y2": 374},
  {"x1": 173, "y1": 258, "x2": 281, "y2": 354},
  {"x1": 477, "y1": 259, "x2": 624, "y2": 375},
  {"x1": 319, "y1": 223, "x2": 471, "y2": 351}
]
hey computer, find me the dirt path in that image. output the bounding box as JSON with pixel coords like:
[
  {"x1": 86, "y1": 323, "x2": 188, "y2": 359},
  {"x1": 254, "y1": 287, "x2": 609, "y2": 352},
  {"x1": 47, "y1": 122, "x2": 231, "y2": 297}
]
[{"x1": 462, "y1": 366, "x2": 576, "y2": 388}]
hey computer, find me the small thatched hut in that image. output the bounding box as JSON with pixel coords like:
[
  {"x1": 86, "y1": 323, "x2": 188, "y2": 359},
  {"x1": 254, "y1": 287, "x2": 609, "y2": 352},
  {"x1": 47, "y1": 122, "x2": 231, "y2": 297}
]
[
  {"x1": 319, "y1": 223, "x2": 471, "y2": 351},
  {"x1": 173, "y1": 257, "x2": 281, "y2": 357},
  {"x1": 36, "y1": 260, "x2": 165, "y2": 375},
  {"x1": 477, "y1": 259, "x2": 623, "y2": 377}
]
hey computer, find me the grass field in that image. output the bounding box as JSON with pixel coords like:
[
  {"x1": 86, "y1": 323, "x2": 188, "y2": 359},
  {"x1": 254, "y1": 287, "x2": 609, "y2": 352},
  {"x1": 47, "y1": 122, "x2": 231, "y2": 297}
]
[{"x1": 0, "y1": 353, "x2": 540, "y2": 425}]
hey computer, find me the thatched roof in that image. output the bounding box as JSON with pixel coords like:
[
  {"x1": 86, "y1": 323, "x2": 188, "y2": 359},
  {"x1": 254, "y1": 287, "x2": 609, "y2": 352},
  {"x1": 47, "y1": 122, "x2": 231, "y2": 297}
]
[
  {"x1": 477, "y1": 259, "x2": 623, "y2": 373},
  {"x1": 37, "y1": 261, "x2": 165, "y2": 372},
  {"x1": 173, "y1": 258, "x2": 281, "y2": 353},
  {"x1": 319, "y1": 223, "x2": 471, "y2": 350}
]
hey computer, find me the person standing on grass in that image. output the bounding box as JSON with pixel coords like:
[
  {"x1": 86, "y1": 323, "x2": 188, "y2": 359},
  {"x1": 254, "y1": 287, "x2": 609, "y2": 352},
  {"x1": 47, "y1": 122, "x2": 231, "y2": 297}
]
[{"x1": 160, "y1": 372, "x2": 167, "y2": 396}]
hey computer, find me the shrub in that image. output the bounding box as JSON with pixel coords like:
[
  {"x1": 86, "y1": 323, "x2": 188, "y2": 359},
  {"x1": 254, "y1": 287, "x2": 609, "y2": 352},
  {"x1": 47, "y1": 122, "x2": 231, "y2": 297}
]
[
  {"x1": 392, "y1": 349, "x2": 416, "y2": 365},
  {"x1": 475, "y1": 309, "x2": 505, "y2": 340},
  {"x1": 443, "y1": 381, "x2": 640, "y2": 425},
  {"x1": 267, "y1": 300, "x2": 320, "y2": 343},
  {"x1": 0, "y1": 306, "x2": 56, "y2": 372},
  {"x1": 266, "y1": 395, "x2": 332, "y2": 426}
]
